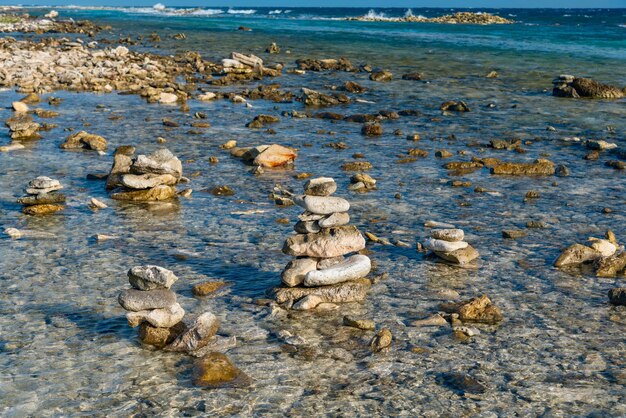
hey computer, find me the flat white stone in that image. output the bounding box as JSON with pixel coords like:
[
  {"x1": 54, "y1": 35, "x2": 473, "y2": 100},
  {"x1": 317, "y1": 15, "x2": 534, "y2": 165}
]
[
  {"x1": 294, "y1": 195, "x2": 350, "y2": 215},
  {"x1": 281, "y1": 257, "x2": 318, "y2": 287},
  {"x1": 588, "y1": 238, "x2": 617, "y2": 257},
  {"x1": 430, "y1": 228, "x2": 464, "y2": 242},
  {"x1": 158, "y1": 92, "x2": 178, "y2": 104},
  {"x1": 126, "y1": 303, "x2": 185, "y2": 328},
  {"x1": 28, "y1": 176, "x2": 60, "y2": 189},
  {"x1": 318, "y1": 212, "x2": 350, "y2": 228},
  {"x1": 292, "y1": 295, "x2": 323, "y2": 310},
  {"x1": 423, "y1": 238, "x2": 468, "y2": 252},
  {"x1": 304, "y1": 177, "x2": 337, "y2": 196},
  {"x1": 424, "y1": 220, "x2": 455, "y2": 228},
  {"x1": 304, "y1": 255, "x2": 371, "y2": 287}
]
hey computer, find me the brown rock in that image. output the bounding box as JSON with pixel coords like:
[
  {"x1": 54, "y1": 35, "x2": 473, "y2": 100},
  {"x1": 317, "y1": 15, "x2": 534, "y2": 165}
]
[
  {"x1": 192, "y1": 353, "x2": 251, "y2": 388},
  {"x1": 22, "y1": 204, "x2": 64, "y2": 215},
  {"x1": 369, "y1": 70, "x2": 393, "y2": 82},
  {"x1": 370, "y1": 328, "x2": 392, "y2": 352},
  {"x1": 342, "y1": 161, "x2": 373, "y2": 171},
  {"x1": 361, "y1": 123, "x2": 382, "y2": 137},
  {"x1": 434, "y1": 245, "x2": 480, "y2": 265},
  {"x1": 60, "y1": 131, "x2": 107, "y2": 151},
  {"x1": 491, "y1": 159, "x2": 555, "y2": 176},
  {"x1": 138, "y1": 322, "x2": 186, "y2": 348},
  {"x1": 595, "y1": 252, "x2": 626, "y2": 278},
  {"x1": 192, "y1": 281, "x2": 228, "y2": 296},
  {"x1": 440, "y1": 295, "x2": 503, "y2": 324}
]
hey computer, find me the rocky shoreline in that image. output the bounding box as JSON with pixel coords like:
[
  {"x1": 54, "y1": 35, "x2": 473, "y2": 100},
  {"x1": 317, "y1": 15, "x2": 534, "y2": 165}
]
[{"x1": 346, "y1": 11, "x2": 515, "y2": 24}]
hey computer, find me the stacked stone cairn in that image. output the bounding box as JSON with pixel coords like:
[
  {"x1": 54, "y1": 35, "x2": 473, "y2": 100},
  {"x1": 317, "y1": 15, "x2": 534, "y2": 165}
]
[
  {"x1": 276, "y1": 177, "x2": 372, "y2": 310},
  {"x1": 107, "y1": 147, "x2": 183, "y2": 202},
  {"x1": 423, "y1": 228, "x2": 480, "y2": 266},
  {"x1": 18, "y1": 176, "x2": 66, "y2": 215},
  {"x1": 118, "y1": 265, "x2": 221, "y2": 353}
]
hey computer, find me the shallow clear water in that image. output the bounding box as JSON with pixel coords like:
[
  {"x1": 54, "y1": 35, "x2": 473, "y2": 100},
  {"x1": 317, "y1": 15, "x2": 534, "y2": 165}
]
[{"x1": 0, "y1": 7, "x2": 625, "y2": 417}]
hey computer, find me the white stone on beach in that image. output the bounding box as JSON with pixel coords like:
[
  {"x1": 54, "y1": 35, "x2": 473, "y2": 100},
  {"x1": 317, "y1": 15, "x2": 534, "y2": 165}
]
[
  {"x1": 198, "y1": 92, "x2": 216, "y2": 101},
  {"x1": 158, "y1": 92, "x2": 178, "y2": 104},
  {"x1": 318, "y1": 212, "x2": 350, "y2": 228},
  {"x1": 0, "y1": 142, "x2": 26, "y2": 152},
  {"x1": 222, "y1": 58, "x2": 244, "y2": 68},
  {"x1": 131, "y1": 149, "x2": 183, "y2": 179},
  {"x1": 28, "y1": 176, "x2": 60, "y2": 189},
  {"x1": 294, "y1": 195, "x2": 350, "y2": 215},
  {"x1": 304, "y1": 177, "x2": 337, "y2": 196},
  {"x1": 431, "y1": 228, "x2": 464, "y2": 242},
  {"x1": 126, "y1": 302, "x2": 185, "y2": 328},
  {"x1": 588, "y1": 238, "x2": 617, "y2": 257},
  {"x1": 292, "y1": 294, "x2": 323, "y2": 310},
  {"x1": 423, "y1": 238, "x2": 468, "y2": 252},
  {"x1": 12, "y1": 101, "x2": 29, "y2": 112},
  {"x1": 128, "y1": 265, "x2": 178, "y2": 290},
  {"x1": 230, "y1": 52, "x2": 263, "y2": 68},
  {"x1": 281, "y1": 257, "x2": 318, "y2": 287},
  {"x1": 121, "y1": 173, "x2": 178, "y2": 189},
  {"x1": 424, "y1": 220, "x2": 455, "y2": 228},
  {"x1": 304, "y1": 254, "x2": 371, "y2": 287}
]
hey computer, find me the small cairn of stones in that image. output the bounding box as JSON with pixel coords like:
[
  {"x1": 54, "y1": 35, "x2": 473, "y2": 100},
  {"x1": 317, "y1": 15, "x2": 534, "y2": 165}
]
[
  {"x1": 422, "y1": 227, "x2": 480, "y2": 266},
  {"x1": 106, "y1": 147, "x2": 183, "y2": 201},
  {"x1": 275, "y1": 177, "x2": 372, "y2": 310},
  {"x1": 18, "y1": 176, "x2": 66, "y2": 215},
  {"x1": 118, "y1": 265, "x2": 249, "y2": 387}
]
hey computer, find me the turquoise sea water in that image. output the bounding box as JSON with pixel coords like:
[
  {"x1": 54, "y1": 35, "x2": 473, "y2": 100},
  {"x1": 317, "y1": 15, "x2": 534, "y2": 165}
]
[{"x1": 0, "y1": 6, "x2": 625, "y2": 417}]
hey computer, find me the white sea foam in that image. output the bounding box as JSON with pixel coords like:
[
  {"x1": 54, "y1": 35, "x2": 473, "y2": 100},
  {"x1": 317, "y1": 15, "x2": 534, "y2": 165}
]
[{"x1": 227, "y1": 8, "x2": 256, "y2": 15}]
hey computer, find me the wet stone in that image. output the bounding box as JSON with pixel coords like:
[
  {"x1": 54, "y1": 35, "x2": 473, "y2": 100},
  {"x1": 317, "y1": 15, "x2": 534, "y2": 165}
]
[{"x1": 192, "y1": 353, "x2": 251, "y2": 388}]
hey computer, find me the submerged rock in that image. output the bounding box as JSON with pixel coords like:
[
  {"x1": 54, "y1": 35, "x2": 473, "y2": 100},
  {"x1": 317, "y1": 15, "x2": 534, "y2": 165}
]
[
  {"x1": 192, "y1": 281, "x2": 228, "y2": 296},
  {"x1": 440, "y1": 295, "x2": 503, "y2": 324},
  {"x1": 192, "y1": 352, "x2": 251, "y2": 388},
  {"x1": 343, "y1": 316, "x2": 376, "y2": 330},
  {"x1": 440, "y1": 100, "x2": 470, "y2": 112},
  {"x1": 370, "y1": 328, "x2": 392, "y2": 352},
  {"x1": 22, "y1": 203, "x2": 64, "y2": 215},
  {"x1": 608, "y1": 288, "x2": 626, "y2": 306}
]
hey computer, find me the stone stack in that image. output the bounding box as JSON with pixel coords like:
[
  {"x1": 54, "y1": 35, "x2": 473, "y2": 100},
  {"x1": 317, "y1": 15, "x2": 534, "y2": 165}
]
[
  {"x1": 107, "y1": 147, "x2": 183, "y2": 201},
  {"x1": 18, "y1": 176, "x2": 66, "y2": 215},
  {"x1": 276, "y1": 177, "x2": 372, "y2": 310},
  {"x1": 118, "y1": 265, "x2": 222, "y2": 353},
  {"x1": 423, "y1": 228, "x2": 480, "y2": 266}
]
